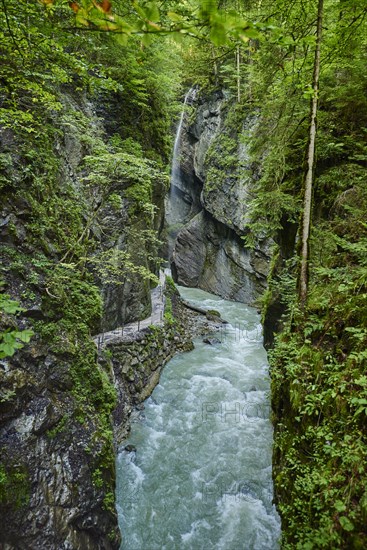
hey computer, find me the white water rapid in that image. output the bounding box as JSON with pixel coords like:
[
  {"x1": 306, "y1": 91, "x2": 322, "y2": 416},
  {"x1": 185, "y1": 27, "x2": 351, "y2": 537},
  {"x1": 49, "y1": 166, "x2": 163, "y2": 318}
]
[{"x1": 116, "y1": 287, "x2": 281, "y2": 549}]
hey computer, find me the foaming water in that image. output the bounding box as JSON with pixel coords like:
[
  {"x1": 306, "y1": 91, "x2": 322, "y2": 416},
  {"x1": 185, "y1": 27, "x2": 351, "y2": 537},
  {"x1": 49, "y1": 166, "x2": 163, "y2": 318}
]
[{"x1": 116, "y1": 287, "x2": 281, "y2": 549}]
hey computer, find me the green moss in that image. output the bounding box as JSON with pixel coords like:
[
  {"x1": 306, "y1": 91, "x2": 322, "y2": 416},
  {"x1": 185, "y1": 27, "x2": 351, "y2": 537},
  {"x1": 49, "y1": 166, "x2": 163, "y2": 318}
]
[
  {"x1": 70, "y1": 344, "x2": 117, "y2": 417},
  {"x1": 103, "y1": 491, "x2": 115, "y2": 514},
  {"x1": 0, "y1": 8, "x2": 184, "y2": 546},
  {"x1": 164, "y1": 275, "x2": 177, "y2": 295},
  {"x1": 0, "y1": 463, "x2": 29, "y2": 509},
  {"x1": 92, "y1": 468, "x2": 104, "y2": 489},
  {"x1": 47, "y1": 415, "x2": 68, "y2": 439},
  {"x1": 203, "y1": 102, "x2": 243, "y2": 198},
  {"x1": 259, "y1": 244, "x2": 280, "y2": 322},
  {"x1": 163, "y1": 296, "x2": 175, "y2": 326}
]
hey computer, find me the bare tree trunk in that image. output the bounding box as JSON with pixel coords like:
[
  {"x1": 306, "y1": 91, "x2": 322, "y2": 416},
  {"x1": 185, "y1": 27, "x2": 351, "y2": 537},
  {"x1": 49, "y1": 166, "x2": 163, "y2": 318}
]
[
  {"x1": 299, "y1": 0, "x2": 323, "y2": 307},
  {"x1": 211, "y1": 46, "x2": 218, "y2": 86},
  {"x1": 248, "y1": 41, "x2": 254, "y2": 103},
  {"x1": 236, "y1": 45, "x2": 241, "y2": 103}
]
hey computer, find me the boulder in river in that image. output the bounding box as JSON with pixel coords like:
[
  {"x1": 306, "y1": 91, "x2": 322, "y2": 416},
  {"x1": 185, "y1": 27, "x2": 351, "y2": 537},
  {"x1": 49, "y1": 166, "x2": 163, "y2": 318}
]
[{"x1": 203, "y1": 337, "x2": 221, "y2": 345}]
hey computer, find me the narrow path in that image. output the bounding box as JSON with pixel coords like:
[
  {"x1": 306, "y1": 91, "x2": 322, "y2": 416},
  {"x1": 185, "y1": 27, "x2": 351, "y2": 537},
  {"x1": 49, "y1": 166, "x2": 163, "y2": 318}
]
[{"x1": 94, "y1": 269, "x2": 167, "y2": 349}]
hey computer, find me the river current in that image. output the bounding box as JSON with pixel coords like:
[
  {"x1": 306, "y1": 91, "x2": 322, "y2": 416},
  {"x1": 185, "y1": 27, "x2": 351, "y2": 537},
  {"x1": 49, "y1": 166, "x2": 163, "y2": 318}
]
[{"x1": 116, "y1": 286, "x2": 281, "y2": 549}]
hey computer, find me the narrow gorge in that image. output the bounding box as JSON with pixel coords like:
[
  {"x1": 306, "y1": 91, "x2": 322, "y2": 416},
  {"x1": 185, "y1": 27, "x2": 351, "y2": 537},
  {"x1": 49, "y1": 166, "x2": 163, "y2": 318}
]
[
  {"x1": 115, "y1": 94, "x2": 280, "y2": 548},
  {"x1": 1, "y1": 1, "x2": 367, "y2": 549}
]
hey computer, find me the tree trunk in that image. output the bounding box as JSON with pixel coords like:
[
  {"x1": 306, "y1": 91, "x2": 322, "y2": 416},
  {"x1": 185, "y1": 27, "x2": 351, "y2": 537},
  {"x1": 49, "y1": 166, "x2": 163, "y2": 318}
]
[
  {"x1": 236, "y1": 45, "x2": 241, "y2": 103},
  {"x1": 212, "y1": 46, "x2": 218, "y2": 86},
  {"x1": 298, "y1": 0, "x2": 323, "y2": 307}
]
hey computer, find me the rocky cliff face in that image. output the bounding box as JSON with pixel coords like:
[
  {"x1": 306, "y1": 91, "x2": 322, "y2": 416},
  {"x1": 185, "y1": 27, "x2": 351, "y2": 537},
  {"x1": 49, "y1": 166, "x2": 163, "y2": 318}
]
[
  {"x1": 167, "y1": 91, "x2": 271, "y2": 303},
  {"x1": 0, "y1": 88, "x2": 167, "y2": 548},
  {"x1": 0, "y1": 346, "x2": 119, "y2": 549}
]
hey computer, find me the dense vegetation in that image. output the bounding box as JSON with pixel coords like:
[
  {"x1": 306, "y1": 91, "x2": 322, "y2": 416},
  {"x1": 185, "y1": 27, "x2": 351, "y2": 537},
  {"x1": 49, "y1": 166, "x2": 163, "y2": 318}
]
[
  {"x1": 240, "y1": 0, "x2": 367, "y2": 548},
  {"x1": 1, "y1": 0, "x2": 367, "y2": 547},
  {"x1": 0, "y1": 0, "x2": 182, "y2": 542}
]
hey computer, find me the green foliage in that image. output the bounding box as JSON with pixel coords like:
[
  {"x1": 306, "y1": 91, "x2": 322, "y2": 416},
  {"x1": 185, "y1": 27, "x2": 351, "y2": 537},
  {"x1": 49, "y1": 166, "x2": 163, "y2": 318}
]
[
  {"x1": 203, "y1": 102, "x2": 247, "y2": 229},
  {"x1": 0, "y1": 293, "x2": 24, "y2": 316},
  {"x1": 243, "y1": 0, "x2": 367, "y2": 248},
  {"x1": 206, "y1": 132, "x2": 239, "y2": 191},
  {"x1": 243, "y1": 0, "x2": 367, "y2": 546},
  {"x1": 163, "y1": 296, "x2": 175, "y2": 326},
  {"x1": 0, "y1": 0, "x2": 185, "y2": 536},
  {"x1": 110, "y1": 136, "x2": 143, "y2": 158},
  {"x1": 90, "y1": 249, "x2": 158, "y2": 287},
  {"x1": 44, "y1": 265, "x2": 102, "y2": 328},
  {"x1": 92, "y1": 468, "x2": 104, "y2": 489},
  {"x1": 0, "y1": 464, "x2": 29, "y2": 509},
  {"x1": 81, "y1": 145, "x2": 168, "y2": 224},
  {"x1": 71, "y1": 344, "x2": 117, "y2": 416},
  {"x1": 0, "y1": 327, "x2": 33, "y2": 360},
  {"x1": 268, "y1": 173, "x2": 367, "y2": 547},
  {"x1": 103, "y1": 491, "x2": 115, "y2": 513},
  {"x1": 92, "y1": 33, "x2": 183, "y2": 160},
  {"x1": 164, "y1": 275, "x2": 177, "y2": 294},
  {"x1": 0, "y1": 292, "x2": 34, "y2": 358},
  {"x1": 0, "y1": 1, "x2": 90, "y2": 134},
  {"x1": 42, "y1": 0, "x2": 261, "y2": 46},
  {"x1": 46, "y1": 415, "x2": 68, "y2": 439}
]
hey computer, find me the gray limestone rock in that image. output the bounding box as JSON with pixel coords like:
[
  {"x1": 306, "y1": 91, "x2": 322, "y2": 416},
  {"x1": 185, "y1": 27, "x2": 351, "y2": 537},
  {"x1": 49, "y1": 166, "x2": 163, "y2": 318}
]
[
  {"x1": 167, "y1": 91, "x2": 271, "y2": 303},
  {"x1": 172, "y1": 210, "x2": 267, "y2": 303}
]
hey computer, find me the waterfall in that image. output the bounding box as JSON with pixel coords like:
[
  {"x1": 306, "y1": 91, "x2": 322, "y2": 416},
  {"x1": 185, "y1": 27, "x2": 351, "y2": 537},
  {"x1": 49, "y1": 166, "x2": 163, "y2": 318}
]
[
  {"x1": 166, "y1": 88, "x2": 197, "y2": 263},
  {"x1": 170, "y1": 87, "x2": 196, "y2": 191}
]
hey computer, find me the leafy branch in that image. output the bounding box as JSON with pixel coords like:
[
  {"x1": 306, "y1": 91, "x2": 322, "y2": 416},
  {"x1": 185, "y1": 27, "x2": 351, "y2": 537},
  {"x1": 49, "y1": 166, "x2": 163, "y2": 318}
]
[{"x1": 39, "y1": 0, "x2": 262, "y2": 46}]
